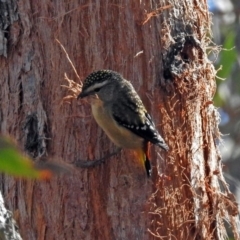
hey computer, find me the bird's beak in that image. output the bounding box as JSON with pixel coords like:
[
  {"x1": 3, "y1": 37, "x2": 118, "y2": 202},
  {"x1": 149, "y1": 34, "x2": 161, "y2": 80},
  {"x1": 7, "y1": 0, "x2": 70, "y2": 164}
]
[{"x1": 77, "y1": 91, "x2": 88, "y2": 99}]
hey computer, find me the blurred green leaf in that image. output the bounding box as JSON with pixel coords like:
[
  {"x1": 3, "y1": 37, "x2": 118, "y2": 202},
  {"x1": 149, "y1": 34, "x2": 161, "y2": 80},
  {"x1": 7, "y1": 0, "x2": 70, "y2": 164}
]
[
  {"x1": 217, "y1": 31, "x2": 237, "y2": 79},
  {"x1": 214, "y1": 31, "x2": 237, "y2": 107},
  {"x1": 213, "y1": 90, "x2": 224, "y2": 107},
  {"x1": 0, "y1": 137, "x2": 50, "y2": 179}
]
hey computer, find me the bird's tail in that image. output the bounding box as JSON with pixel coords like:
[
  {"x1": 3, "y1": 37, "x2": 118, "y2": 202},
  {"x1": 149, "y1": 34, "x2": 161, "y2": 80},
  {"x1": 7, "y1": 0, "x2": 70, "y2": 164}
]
[
  {"x1": 145, "y1": 155, "x2": 151, "y2": 177},
  {"x1": 135, "y1": 143, "x2": 151, "y2": 177}
]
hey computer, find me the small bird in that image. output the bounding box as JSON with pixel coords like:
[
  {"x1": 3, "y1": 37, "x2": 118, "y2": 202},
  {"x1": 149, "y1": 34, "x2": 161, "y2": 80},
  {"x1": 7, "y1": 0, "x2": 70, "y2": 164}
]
[{"x1": 78, "y1": 70, "x2": 168, "y2": 177}]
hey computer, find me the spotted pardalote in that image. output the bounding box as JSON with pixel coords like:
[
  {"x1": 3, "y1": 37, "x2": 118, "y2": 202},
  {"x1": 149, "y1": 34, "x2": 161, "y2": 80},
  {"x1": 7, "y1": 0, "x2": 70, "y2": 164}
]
[{"x1": 78, "y1": 70, "x2": 168, "y2": 176}]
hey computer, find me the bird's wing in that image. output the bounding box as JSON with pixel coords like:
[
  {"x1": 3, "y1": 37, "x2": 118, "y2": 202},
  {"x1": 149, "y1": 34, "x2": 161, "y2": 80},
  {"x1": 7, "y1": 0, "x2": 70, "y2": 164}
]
[{"x1": 112, "y1": 83, "x2": 168, "y2": 151}]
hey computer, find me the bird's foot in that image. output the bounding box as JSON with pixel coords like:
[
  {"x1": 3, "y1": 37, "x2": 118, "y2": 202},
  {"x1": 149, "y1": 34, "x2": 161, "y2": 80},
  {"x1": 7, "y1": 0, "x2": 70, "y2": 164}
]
[{"x1": 75, "y1": 148, "x2": 122, "y2": 168}]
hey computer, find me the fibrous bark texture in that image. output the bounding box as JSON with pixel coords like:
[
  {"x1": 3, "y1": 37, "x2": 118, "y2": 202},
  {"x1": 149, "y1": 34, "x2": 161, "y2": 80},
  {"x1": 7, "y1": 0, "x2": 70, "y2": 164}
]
[
  {"x1": 148, "y1": 1, "x2": 239, "y2": 239},
  {"x1": 0, "y1": 0, "x2": 239, "y2": 240},
  {"x1": 0, "y1": 0, "x2": 18, "y2": 57}
]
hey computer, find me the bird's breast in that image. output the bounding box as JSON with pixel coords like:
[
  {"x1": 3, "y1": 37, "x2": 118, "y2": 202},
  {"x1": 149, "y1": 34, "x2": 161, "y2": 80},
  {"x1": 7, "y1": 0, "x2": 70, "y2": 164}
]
[{"x1": 90, "y1": 99, "x2": 143, "y2": 149}]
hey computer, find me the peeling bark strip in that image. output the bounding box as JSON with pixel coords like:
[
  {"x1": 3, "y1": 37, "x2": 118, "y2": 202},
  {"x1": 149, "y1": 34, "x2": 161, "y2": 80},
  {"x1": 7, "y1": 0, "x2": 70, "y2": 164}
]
[
  {"x1": 0, "y1": 0, "x2": 18, "y2": 57},
  {"x1": 0, "y1": 192, "x2": 22, "y2": 240}
]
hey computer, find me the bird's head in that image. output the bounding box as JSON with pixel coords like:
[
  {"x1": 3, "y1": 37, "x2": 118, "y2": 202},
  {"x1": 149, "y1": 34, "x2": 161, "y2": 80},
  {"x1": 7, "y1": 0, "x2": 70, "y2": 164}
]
[{"x1": 78, "y1": 70, "x2": 123, "y2": 101}]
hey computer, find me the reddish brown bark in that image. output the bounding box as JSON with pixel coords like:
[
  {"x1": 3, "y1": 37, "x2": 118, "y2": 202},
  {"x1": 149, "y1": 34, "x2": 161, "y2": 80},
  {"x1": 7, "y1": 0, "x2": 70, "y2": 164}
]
[{"x1": 0, "y1": 0, "x2": 239, "y2": 240}]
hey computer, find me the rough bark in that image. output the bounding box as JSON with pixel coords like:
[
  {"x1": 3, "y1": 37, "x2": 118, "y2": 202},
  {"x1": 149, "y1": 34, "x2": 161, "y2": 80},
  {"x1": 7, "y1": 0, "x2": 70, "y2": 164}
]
[
  {"x1": 0, "y1": 191, "x2": 22, "y2": 240},
  {"x1": 0, "y1": 0, "x2": 239, "y2": 240}
]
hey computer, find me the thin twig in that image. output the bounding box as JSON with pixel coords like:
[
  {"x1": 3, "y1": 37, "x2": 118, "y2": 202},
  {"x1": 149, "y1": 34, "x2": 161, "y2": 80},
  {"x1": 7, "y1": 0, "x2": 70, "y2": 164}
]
[{"x1": 55, "y1": 39, "x2": 81, "y2": 80}]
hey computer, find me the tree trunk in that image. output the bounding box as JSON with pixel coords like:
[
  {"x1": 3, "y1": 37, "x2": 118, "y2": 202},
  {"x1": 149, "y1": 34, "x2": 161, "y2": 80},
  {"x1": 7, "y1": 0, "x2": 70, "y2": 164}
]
[{"x1": 0, "y1": 0, "x2": 239, "y2": 240}]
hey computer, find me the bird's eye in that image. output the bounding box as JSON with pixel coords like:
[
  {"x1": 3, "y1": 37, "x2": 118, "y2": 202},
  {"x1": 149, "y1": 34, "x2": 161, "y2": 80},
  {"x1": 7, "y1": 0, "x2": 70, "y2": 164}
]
[{"x1": 94, "y1": 88, "x2": 101, "y2": 92}]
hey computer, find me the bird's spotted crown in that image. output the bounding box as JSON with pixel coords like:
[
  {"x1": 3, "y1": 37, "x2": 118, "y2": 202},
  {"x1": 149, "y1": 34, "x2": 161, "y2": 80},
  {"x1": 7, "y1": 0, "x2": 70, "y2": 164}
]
[{"x1": 82, "y1": 70, "x2": 122, "y2": 90}]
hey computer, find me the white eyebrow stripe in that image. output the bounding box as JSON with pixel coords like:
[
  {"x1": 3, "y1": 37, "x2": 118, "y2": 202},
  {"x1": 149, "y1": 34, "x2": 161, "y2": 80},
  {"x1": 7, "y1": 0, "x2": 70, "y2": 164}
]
[{"x1": 86, "y1": 80, "x2": 109, "y2": 92}]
